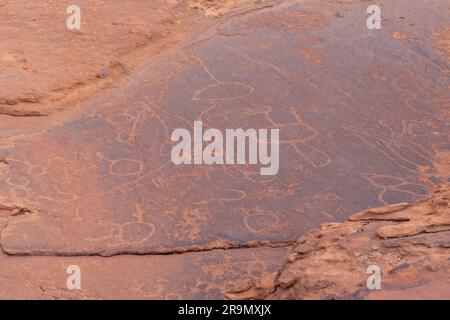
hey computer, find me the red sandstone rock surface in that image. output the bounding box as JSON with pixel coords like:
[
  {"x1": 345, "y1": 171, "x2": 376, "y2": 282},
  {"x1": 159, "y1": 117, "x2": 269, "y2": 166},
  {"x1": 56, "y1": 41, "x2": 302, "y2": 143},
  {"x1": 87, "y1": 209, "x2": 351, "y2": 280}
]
[
  {"x1": 227, "y1": 183, "x2": 450, "y2": 299},
  {"x1": 0, "y1": 0, "x2": 449, "y2": 299}
]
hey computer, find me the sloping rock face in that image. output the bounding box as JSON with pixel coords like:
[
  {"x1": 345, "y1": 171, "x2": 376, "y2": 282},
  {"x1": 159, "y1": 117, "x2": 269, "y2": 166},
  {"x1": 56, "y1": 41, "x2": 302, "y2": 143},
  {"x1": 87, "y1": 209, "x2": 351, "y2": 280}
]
[
  {"x1": 1, "y1": 0, "x2": 449, "y2": 257},
  {"x1": 0, "y1": 0, "x2": 449, "y2": 299},
  {"x1": 227, "y1": 183, "x2": 450, "y2": 300},
  {"x1": 0, "y1": 0, "x2": 176, "y2": 116},
  {"x1": 1, "y1": 0, "x2": 271, "y2": 116}
]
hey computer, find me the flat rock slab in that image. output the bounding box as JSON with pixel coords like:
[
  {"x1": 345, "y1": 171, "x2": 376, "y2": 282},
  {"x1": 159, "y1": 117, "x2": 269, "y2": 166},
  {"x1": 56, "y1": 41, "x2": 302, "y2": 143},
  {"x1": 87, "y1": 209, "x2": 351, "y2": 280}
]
[
  {"x1": 0, "y1": 0, "x2": 449, "y2": 256},
  {"x1": 0, "y1": 247, "x2": 286, "y2": 299}
]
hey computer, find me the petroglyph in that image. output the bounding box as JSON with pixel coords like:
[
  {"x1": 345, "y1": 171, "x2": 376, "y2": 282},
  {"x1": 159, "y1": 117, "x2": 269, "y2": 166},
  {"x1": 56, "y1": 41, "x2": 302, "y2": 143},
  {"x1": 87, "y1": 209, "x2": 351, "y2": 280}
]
[
  {"x1": 0, "y1": 0, "x2": 448, "y2": 258},
  {"x1": 0, "y1": 0, "x2": 449, "y2": 299},
  {"x1": 224, "y1": 184, "x2": 450, "y2": 300}
]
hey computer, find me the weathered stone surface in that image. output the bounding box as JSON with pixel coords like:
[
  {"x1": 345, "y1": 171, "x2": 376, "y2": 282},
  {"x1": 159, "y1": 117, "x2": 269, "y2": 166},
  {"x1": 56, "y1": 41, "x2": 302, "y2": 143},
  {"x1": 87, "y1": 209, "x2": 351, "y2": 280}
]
[
  {"x1": 0, "y1": 0, "x2": 238, "y2": 116},
  {"x1": 0, "y1": 0, "x2": 449, "y2": 299},
  {"x1": 0, "y1": 247, "x2": 287, "y2": 299},
  {"x1": 227, "y1": 184, "x2": 450, "y2": 300},
  {"x1": 1, "y1": 0, "x2": 449, "y2": 257}
]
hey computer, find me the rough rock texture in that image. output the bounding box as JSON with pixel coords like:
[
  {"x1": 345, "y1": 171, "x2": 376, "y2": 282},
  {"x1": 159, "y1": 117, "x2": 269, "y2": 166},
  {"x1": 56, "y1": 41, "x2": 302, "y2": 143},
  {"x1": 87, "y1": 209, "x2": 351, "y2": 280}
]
[
  {"x1": 0, "y1": 247, "x2": 287, "y2": 299},
  {"x1": 0, "y1": 0, "x2": 276, "y2": 116},
  {"x1": 1, "y1": 0, "x2": 449, "y2": 257},
  {"x1": 0, "y1": 0, "x2": 449, "y2": 299},
  {"x1": 226, "y1": 184, "x2": 450, "y2": 300}
]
